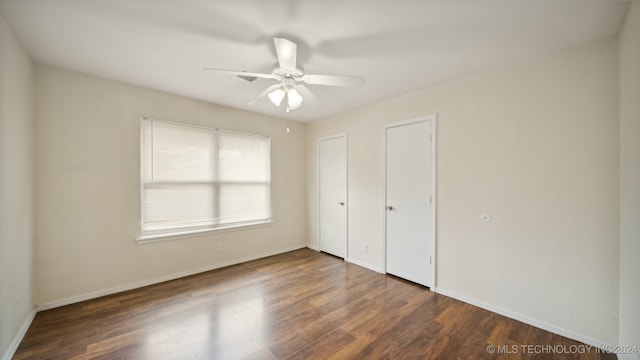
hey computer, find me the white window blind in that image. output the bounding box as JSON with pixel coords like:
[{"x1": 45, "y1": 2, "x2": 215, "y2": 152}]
[{"x1": 141, "y1": 119, "x2": 271, "y2": 236}]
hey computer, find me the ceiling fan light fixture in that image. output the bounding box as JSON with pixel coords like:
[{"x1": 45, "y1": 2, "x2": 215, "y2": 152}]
[
  {"x1": 286, "y1": 88, "x2": 303, "y2": 109},
  {"x1": 205, "y1": 37, "x2": 363, "y2": 112},
  {"x1": 267, "y1": 88, "x2": 286, "y2": 107}
]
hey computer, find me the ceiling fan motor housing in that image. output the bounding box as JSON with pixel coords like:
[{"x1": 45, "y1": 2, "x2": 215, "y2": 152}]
[{"x1": 273, "y1": 65, "x2": 304, "y2": 79}]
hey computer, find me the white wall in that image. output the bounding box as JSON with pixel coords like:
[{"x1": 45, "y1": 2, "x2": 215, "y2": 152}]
[
  {"x1": 34, "y1": 65, "x2": 307, "y2": 306},
  {"x1": 0, "y1": 13, "x2": 35, "y2": 360},
  {"x1": 618, "y1": 2, "x2": 640, "y2": 359},
  {"x1": 306, "y1": 38, "x2": 620, "y2": 345}
]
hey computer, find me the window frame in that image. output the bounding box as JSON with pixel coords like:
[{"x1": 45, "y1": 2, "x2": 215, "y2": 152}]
[{"x1": 137, "y1": 117, "x2": 273, "y2": 244}]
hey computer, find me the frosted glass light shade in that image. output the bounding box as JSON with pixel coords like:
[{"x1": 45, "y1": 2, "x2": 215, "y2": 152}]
[
  {"x1": 268, "y1": 88, "x2": 286, "y2": 106},
  {"x1": 287, "y1": 88, "x2": 303, "y2": 109}
]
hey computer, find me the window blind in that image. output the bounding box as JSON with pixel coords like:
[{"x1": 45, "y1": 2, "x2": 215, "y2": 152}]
[{"x1": 141, "y1": 119, "x2": 271, "y2": 235}]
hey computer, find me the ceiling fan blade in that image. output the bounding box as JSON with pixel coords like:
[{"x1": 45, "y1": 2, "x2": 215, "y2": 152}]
[
  {"x1": 274, "y1": 37, "x2": 298, "y2": 71},
  {"x1": 295, "y1": 84, "x2": 321, "y2": 107},
  {"x1": 203, "y1": 68, "x2": 279, "y2": 80},
  {"x1": 302, "y1": 74, "x2": 365, "y2": 87},
  {"x1": 249, "y1": 84, "x2": 282, "y2": 105}
]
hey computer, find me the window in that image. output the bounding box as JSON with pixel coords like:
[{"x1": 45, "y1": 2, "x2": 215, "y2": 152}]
[{"x1": 140, "y1": 119, "x2": 271, "y2": 239}]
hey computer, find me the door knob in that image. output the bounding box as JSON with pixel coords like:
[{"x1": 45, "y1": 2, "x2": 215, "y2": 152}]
[
  {"x1": 386, "y1": 205, "x2": 394, "y2": 210},
  {"x1": 339, "y1": 202, "x2": 345, "y2": 206}
]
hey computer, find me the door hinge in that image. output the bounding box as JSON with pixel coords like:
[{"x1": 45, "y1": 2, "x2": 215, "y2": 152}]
[
  {"x1": 430, "y1": 195, "x2": 432, "y2": 204},
  {"x1": 429, "y1": 256, "x2": 432, "y2": 265}
]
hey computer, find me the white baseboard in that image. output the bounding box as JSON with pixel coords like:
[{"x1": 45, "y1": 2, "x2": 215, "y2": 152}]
[
  {"x1": 305, "y1": 245, "x2": 383, "y2": 274},
  {"x1": 306, "y1": 246, "x2": 384, "y2": 274},
  {"x1": 433, "y1": 287, "x2": 614, "y2": 351},
  {"x1": 38, "y1": 244, "x2": 306, "y2": 311},
  {"x1": 347, "y1": 257, "x2": 384, "y2": 273},
  {"x1": 1, "y1": 307, "x2": 36, "y2": 360}
]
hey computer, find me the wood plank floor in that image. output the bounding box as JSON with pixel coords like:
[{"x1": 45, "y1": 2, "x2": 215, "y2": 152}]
[{"x1": 14, "y1": 249, "x2": 615, "y2": 360}]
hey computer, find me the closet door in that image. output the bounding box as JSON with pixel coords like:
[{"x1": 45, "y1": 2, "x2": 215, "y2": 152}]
[
  {"x1": 385, "y1": 119, "x2": 433, "y2": 287},
  {"x1": 318, "y1": 134, "x2": 347, "y2": 258}
]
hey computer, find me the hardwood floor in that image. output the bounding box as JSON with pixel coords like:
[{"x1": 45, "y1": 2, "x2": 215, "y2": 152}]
[{"x1": 14, "y1": 249, "x2": 615, "y2": 360}]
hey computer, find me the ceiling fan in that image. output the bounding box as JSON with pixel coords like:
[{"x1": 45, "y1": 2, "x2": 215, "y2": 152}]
[{"x1": 204, "y1": 37, "x2": 365, "y2": 111}]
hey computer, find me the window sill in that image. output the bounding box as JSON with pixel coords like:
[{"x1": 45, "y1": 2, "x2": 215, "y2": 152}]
[{"x1": 136, "y1": 220, "x2": 274, "y2": 245}]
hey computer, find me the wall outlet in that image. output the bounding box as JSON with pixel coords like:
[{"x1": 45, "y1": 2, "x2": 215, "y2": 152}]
[
  {"x1": 216, "y1": 243, "x2": 223, "y2": 253},
  {"x1": 362, "y1": 243, "x2": 368, "y2": 254}
]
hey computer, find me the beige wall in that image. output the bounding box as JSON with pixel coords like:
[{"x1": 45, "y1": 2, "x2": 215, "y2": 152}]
[
  {"x1": 34, "y1": 66, "x2": 307, "y2": 306},
  {"x1": 0, "y1": 13, "x2": 35, "y2": 359},
  {"x1": 618, "y1": 2, "x2": 640, "y2": 358},
  {"x1": 307, "y1": 38, "x2": 620, "y2": 344}
]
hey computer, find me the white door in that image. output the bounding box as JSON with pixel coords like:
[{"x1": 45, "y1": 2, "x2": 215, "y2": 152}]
[
  {"x1": 318, "y1": 135, "x2": 347, "y2": 258},
  {"x1": 385, "y1": 119, "x2": 434, "y2": 287}
]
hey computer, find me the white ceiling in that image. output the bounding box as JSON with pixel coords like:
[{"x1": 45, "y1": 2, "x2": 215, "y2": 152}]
[{"x1": 0, "y1": 0, "x2": 630, "y2": 122}]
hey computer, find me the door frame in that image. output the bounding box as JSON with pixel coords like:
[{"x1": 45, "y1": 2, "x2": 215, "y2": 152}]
[
  {"x1": 317, "y1": 133, "x2": 348, "y2": 259},
  {"x1": 381, "y1": 115, "x2": 437, "y2": 287}
]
